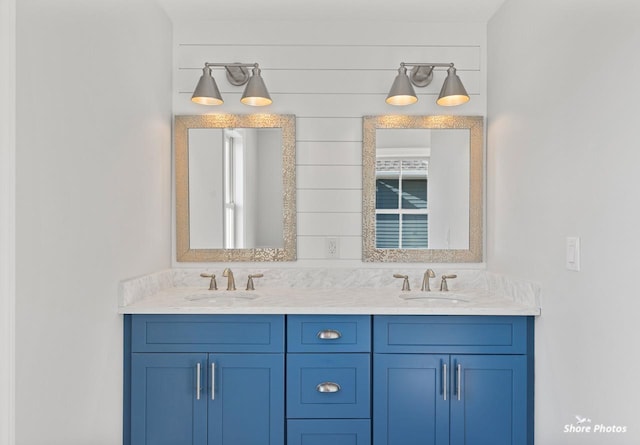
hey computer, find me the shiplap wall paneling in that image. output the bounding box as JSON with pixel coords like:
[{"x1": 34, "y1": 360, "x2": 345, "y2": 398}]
[{"x1": 173, "y1": 20, "x2": 486, "y2": 262}]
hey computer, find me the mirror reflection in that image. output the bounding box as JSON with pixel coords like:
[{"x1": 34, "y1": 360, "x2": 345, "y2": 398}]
[
  {"x1": 175, "y1": 114, "x2": 296, "y2": 262},
  {"x1": 362, "y1": 115, "x2": 483, "y2": 263},
  {"x1": 375, "y1": 128, "x2": 470, "y2": 250},
  {"x1": 188, "y1": 127, "x2": 283, "y2": 249}
]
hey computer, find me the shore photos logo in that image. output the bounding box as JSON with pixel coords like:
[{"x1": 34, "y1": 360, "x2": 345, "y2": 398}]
[{"x1": 564, "y1": 415, "x2": 628, "y2": 434}]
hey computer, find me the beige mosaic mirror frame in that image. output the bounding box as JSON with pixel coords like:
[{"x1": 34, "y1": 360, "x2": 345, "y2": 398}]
[
  {"x1": 175, "y1": 114, "x2": 296, "y2": 262},
  {"x1": 362, "y1": 115, "x2": 483, "y2": 262}
]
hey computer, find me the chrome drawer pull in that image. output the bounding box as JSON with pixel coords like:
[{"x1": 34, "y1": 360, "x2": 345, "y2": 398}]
[
  {"x1": 196, "y1": 363, "x2": 201, "y2": 400},
  {"x1": 457, "y1": 363, "x2": 462, "y2": 401},
  {"x1": 316, "y1": 382, "x2": 341, "y2": 393},
  {"x1": 443, "y1": 363, "x2": 448, "y2": 401},
  {"x1": 211, "y1": 362, "x2": 216, "y2": 401},
  {"x1": 317, "y1": 329, "x2": 342, "y2": 340}
]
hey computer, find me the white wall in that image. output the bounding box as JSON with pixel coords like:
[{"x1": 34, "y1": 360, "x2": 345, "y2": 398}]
[
  {"x1": 0, "y1": 0, "x2": 16, "y2": 443},
  {"x1": 172, "y1": 19, "x2": 487, "y2": 266},
  {"x1": 487, "y1": 0, "x2": 640, "y2": 442},
  {"x1": 15, "y1": 0, "x2": 172, "y2": 443}
]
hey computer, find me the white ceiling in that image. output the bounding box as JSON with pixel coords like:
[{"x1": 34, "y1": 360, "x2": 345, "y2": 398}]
[{"x1": 156, "y1": 0, "x2": 508, "y2": 23}]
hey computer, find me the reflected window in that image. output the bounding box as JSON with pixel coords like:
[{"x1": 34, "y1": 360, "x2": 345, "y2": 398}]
[
  {"x1": 375, "y1": 159, "x2": 428, "y2": 248},
  {"x1": 223, "y1": 129, "x2": 245, "y2": 248}
]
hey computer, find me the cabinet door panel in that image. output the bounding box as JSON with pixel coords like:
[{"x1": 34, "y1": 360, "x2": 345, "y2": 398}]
[
  {"x1": 131, "y1": 353, "x2": 207, "y2": 445},
  {"x1": 208, "y1": 353, "x2": 284, "y2": 445},
  {"x1": 450, "y1": 355, "x2": 527, "y2": 445},
  {"x1": 373, "y1": 354, "x2": 449, "y2": 445}
]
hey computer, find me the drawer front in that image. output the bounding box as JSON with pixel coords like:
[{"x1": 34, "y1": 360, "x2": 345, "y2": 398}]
[
  {"x1": 131, "y1": 314, "x2": 284, "y2": 353},
  {"x1": 287, "y1": 315, "x2": 371, "y2": 352},
  {"x1": 287, "y1": 353, "x2": 370, "y2": 419},
  {"x1": 374, "y1": 315, "x2": 530, "y2": 354},
  {"x1": 287, "y1": 419, "x2": 371, "y2": 445}
]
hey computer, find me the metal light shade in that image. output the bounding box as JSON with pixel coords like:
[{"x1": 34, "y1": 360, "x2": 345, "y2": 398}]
[
  {"x1": 386, "y1": 66, "x2": 418, "y2": 106},
  {"x1": 192, "y1": 66, "x2": 223, "y2": 105},
  {"x1": 437, "y1": 66, "x2": 470, "y2": 106},
  {"x1": 240, "y1": 67, "x2": 272, "y2": 106}
]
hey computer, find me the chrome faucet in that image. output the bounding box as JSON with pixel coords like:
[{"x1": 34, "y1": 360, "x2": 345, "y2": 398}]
[
  {"x1": 440, "y1": 274, "x2": 457, "y2": 291},
  {"x1": 222, "y1": 268, "x2": 236, "y2": 290},
  {"x1": 393, "y1": 274, "x2": 411, "y2": 291},
  {"x1": 421, "y1": 269, "x2": 436, "y2": 291},
  {"x1": 246, "y1": 273, "x2": 264, "y2": 291},
  {"x1": 200, "y1": 273, "x2": 217, "y2": 290}
]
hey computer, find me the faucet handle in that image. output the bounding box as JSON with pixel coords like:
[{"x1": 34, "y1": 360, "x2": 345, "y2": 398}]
[
  {"x1": 246, "y1": 273, "x2": 264, "y2": 291},
  {"x1": 440, "y1": 274, "x2": 457, "y2": 292},
  {"x1": 393, "y1": 274, "x2": 411, "y2": 291},
  {"x1": 200, "y1": 273, "x2": 217, "y2": 290}
]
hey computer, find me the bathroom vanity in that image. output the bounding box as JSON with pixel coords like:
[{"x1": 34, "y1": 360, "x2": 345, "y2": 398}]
[{"x1": 120, "y1": 269, "x2": 539, "y2": 445}]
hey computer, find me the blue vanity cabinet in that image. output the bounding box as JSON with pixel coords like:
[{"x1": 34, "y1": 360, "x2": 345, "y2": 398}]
[
  {"x1": 286, "y1": 315, "x2": 372, "y2": 445},
  {"x1": 125, "y1": 313, "x2": 533, "y2": 445},
  {"x1": 373, "y1": 316, "x2": 534, "y2": 445},
  {"x1": 126, "y1": 315, "x2": 285, "y2": 445}
]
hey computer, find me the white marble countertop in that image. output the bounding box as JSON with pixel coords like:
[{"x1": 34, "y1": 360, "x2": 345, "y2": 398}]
[{"x1": 118, "y1": 268, "x2": 541, "y2": 316}]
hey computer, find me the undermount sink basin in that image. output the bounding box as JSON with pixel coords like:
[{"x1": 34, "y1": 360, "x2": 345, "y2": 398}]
[
  {"x1": 185, "y1": 291, "x2": 262, "y2": 302},
  {"x1": 399, "y1": 293, "x2": 469, "y2": 304}
]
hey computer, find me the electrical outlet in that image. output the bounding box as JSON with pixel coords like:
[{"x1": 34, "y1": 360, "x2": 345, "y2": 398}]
[{"x1": 325, "y1": 237, "x2": 339, "y2": 259}]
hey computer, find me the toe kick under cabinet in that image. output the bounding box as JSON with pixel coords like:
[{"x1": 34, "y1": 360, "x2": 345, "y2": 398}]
[{"x1": 124, "y1": 314, "x2": 533, "y2": 445}]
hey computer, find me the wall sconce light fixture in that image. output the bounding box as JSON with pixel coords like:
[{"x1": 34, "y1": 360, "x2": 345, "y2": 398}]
[
  {"x1": 386, "y1": 62, "x2": 469, "y2": 107},
  {"x1": 192, "y1": 62, "x2": 272, "y2": 107}
]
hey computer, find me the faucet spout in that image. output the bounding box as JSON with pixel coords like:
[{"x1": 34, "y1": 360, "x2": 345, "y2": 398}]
[
  {"x1": 420, "y1": 269, "x2": 436, "y2": 291},
  {"x1": 222, "y1": 268, "x2": 236, "y2": 291}
]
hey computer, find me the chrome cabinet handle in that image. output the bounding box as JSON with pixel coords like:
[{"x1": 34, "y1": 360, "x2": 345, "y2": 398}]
[
  {"x1": 457, "y1": 363, "x2": 462, "y2": 401},
  {"x1": 317, "y1": 329, "x2": 342, "y2": 340},
  {"x1": 211, "y1": 362, "x2": 216, "y2": 401},
  {"x1": 316, "y1": 382, "x2": 341, "y2": 393},
  {"x1": 443, "y1": 363, "x2": 448, "y2": 401},
  {"x1": 196, "y1": 363, "x2": 201, "y2": 400}
]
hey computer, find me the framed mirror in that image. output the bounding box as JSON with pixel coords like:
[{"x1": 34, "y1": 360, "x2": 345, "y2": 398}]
[
  {"x1": 175, "y1": 114, "x2": 296, "y2": 262},
  {"x1": 362, "y1": 115, "x2": 483, "y2": 262}
]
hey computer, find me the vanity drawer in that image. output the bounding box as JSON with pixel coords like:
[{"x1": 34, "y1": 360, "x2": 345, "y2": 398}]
[
  {"x1": 287, "y1": 419, "x2": 371, "y2": 445},
  {"x1": 131, "y1": 314, "x2": 284, "y2": 353},
  {"x1": 287, "y1": 353, "x2": 370, "y2": 419},
  {"x1": 374, "y1": 315, "x2": 529, "y2": 354},
  {"x1": 287, "y1": 315, "x2": 371, "y2": 352}
]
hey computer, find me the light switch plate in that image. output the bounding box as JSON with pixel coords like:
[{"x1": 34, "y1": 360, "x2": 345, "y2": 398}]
[{"x1": 566, "y1": 236, "x2": 581, "y2": 271}]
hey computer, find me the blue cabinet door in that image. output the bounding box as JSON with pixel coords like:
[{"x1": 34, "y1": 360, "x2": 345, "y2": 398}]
[
  {"x1": 373, "y1": 354, "x2": 449, "y2": 445},
  {"x1": 207, "y1": 353, "x2": 284, "y2": 445},
  {"x1": 131, "y1": 353, "x2": 208, "y2": 445},
  {"x1": 450, "y1": 355, "x2": 528, "y2": 445}
]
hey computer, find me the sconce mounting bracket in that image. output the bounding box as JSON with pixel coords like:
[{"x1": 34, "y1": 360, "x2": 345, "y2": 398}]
[
  {"x1": 225, "y1": 65, "x2": 251, "y2": 86},
  {"x1": 409, "y1": 65, "x2": 434, "y2": 87}
]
